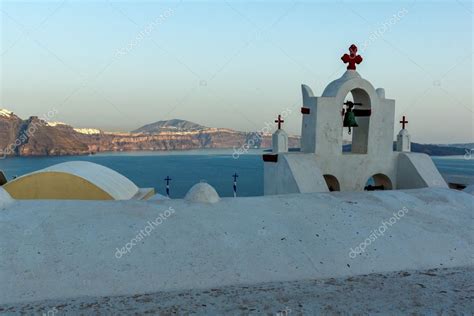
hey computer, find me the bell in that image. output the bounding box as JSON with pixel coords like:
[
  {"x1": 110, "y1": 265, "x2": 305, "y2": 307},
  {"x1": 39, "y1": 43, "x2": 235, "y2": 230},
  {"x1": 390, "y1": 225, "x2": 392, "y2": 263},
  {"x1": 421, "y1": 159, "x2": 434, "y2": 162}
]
[{"x1": 343, "y1": 110, "x2": 358, "y2": 134}]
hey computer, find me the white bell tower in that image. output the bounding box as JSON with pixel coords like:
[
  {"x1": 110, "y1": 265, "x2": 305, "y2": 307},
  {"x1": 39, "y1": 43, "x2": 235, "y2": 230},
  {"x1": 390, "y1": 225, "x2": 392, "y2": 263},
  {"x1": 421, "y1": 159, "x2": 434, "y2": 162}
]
[
  {"x1": 263, "y1": 45, "x2": 447, "y2": 195},
  {"x1": 272, "y1": 115, "x2": 288, "y2": 153},
  {"x1": 396, "y1": 116, "x2": 411, "y2": 152}
]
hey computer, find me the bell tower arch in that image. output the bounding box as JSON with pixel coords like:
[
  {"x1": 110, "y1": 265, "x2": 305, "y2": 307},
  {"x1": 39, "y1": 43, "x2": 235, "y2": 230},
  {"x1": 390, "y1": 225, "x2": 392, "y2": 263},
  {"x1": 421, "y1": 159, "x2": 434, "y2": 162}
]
[{"x1": 342, "y1": 88, "x2": 372, "y2": 154}]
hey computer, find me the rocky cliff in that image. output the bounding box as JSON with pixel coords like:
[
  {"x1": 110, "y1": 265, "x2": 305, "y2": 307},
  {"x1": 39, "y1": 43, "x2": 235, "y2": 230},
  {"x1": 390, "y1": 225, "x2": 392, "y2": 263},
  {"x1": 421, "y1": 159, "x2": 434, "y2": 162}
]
[
  {"x1": 0, "y1": 110, "x2": 90, "y2": 157},
  {"x1": 0, "y1": 110, "x2": 300, "y2": 157}
]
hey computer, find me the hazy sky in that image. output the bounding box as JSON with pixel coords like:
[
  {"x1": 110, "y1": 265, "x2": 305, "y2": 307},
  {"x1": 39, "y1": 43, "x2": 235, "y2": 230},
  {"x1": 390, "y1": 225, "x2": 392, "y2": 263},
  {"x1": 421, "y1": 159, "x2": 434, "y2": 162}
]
[{"x1": 1, "y1": 0, "x2": 472, "y2": 143}]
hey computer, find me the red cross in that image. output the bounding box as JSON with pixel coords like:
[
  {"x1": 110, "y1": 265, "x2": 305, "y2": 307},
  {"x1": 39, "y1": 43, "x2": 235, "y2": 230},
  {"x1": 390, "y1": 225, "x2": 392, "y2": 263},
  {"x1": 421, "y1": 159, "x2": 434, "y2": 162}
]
[
  {"x1": 274, "y1": 114, "x2": 284, "y2": 129},
  {"x1": 341, "y1": 44, "x2": 363, "y2": 70},
  {"x1": 400, "y1": 116, "x2": 408, "y2": 129}
]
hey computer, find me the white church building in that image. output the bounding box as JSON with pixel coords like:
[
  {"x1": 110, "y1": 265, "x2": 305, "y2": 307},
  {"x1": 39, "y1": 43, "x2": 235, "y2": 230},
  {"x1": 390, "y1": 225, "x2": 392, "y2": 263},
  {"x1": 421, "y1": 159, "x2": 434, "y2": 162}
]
[{"x1": 263, "y1": 62, "x2": 447, "y2": 194}]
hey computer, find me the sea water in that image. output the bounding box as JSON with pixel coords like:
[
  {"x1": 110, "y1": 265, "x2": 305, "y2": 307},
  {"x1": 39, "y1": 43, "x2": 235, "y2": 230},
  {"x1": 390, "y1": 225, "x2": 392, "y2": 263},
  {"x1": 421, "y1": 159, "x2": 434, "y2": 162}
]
[{"x1": 0, "y1": 150, "x2": 472, "y2": 198}]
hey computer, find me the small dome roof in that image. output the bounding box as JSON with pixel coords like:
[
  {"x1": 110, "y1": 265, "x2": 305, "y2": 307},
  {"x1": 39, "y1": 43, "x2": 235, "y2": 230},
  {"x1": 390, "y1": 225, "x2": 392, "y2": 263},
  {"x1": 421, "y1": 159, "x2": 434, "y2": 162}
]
[
  {"x1": 274, "y1": 129, "x2": 288, "y2": 136},
  {"x1": 4, "y1": 161, "x2": 140, "y2": 200},
  {"x1": 185, "y1": 183, "x2": 220, "y2": 204},
  {"x1": 148, "y1": 193, "x2": 170, "y2": 201},
  {"x1": 38, "y1": 161, "x2": 139, "y2": 200}
]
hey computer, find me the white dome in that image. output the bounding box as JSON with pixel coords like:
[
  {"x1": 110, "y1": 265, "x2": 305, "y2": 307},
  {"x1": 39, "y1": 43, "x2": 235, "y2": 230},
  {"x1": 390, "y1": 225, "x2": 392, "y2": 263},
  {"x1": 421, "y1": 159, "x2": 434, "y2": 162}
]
[
  {"x1": 0, "y1": 187, "x2": 13, "y2": 209},
  {"x1": 185, "y1": 183, "x2": 220, "y2": 204},
  {"x1": 6, "y1": 161, "x2": 140, "y2": 200},
  {"x1": 148, "y1": 193, "x2": 170, "y2": 201},
  {"x1": 39, "y1": 161, "x2": 139, "y2": 200}
]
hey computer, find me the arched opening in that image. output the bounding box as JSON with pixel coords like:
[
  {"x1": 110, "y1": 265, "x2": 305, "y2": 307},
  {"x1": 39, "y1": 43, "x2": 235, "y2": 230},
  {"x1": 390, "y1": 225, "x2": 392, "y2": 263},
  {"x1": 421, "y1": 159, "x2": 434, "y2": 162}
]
[
  {"x1": 342, "y1": 88, "x2": 371, "y2": 154},
  {"x1": 365, "y1": 173, "x2": 392, "y2": 191},
  {"x1": 323, "y1": 174, "x2": 340, "y2": 192}
]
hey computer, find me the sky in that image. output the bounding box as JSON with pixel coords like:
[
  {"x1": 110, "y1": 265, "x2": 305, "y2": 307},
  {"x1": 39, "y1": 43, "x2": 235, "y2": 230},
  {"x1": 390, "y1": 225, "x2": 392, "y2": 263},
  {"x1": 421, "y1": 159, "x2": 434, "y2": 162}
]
[{"x1": 0, "y1": 0, "x2": 472, "y2": 143}]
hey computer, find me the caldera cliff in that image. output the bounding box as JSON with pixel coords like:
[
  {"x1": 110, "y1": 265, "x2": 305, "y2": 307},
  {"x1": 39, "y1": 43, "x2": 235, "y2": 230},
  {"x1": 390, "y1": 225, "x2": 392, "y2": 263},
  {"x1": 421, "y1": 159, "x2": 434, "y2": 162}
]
[{"x1": 0, "y1": 110, "x2": 299, "y2": 157}]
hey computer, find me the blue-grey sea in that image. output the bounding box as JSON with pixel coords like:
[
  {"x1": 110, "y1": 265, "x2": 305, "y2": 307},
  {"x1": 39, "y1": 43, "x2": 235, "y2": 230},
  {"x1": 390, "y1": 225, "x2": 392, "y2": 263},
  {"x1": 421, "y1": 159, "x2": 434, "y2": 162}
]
[{"x1": 0, "y1": 149, "x2": 472, "y2": 198}]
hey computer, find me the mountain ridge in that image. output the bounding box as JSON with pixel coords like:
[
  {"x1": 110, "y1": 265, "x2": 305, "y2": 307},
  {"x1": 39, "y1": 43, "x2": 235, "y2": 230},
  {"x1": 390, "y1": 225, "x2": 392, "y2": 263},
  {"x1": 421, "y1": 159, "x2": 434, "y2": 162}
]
[
  {"x1": 132, "y1": 119, "x2": 207, "y2": 134},
  {"x1": 0, "y1": 110, "x2": 294, "y2": 157}
]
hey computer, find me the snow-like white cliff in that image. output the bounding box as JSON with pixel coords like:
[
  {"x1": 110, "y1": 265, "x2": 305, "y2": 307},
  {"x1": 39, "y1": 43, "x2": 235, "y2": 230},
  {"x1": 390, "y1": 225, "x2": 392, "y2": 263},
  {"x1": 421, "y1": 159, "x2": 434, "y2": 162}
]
[{"x1": 1, "y1": 187, "x2": 472, "y2": 304}]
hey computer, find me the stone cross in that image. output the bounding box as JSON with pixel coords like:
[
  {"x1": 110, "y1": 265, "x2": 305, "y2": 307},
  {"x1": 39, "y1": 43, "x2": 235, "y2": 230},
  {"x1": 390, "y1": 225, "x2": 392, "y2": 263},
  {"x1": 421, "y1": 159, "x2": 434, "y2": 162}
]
[
  {"x1": 341, "y1": 44, "x2": 363, "y2": 70},
  {"x1": 400, "y1": 116, "x2": 408, "y2": 129},
  {"x1": 274, "y1": 115, "x2": 284, "y2": 130},
  {"x1": 164, "y1": 176, "x2": 172, "y2": 197},
  {"x1": 232, "y1": 172, "x2": 238, "y2": 198}
]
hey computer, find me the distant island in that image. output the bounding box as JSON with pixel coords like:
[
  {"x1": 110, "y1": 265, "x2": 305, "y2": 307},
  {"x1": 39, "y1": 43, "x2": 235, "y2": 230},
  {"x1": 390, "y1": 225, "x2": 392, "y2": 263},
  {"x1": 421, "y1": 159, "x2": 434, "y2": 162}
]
[
  {"x1": 0, "y1": 109, "x2": 470, "y2": 157},
  {"x1": 0, "y1": 109, "x2": 299, "y2": 157}
]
